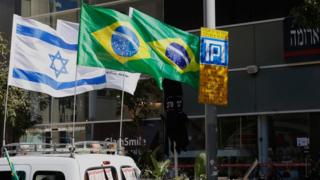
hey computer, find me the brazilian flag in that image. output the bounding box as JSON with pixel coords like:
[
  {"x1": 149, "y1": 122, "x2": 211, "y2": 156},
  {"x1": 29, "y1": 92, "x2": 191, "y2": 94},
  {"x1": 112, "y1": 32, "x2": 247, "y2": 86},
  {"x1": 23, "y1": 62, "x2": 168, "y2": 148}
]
[{"x1": 78, "y1": 4, "x2": 199, "y2": 88}]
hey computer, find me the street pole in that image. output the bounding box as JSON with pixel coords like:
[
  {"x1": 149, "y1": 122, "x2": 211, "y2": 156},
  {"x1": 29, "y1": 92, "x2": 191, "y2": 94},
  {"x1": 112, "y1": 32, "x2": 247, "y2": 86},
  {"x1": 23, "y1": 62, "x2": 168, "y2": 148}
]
[{"x1": 204, "y1": 0, "x2": 218, "y2": 179}]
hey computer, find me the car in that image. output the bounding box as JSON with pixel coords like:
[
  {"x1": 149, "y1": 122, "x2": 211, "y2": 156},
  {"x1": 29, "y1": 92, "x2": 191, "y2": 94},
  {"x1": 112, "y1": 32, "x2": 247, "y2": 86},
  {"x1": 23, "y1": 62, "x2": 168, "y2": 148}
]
[{"x1": 0, "y1": 141, "x2": 140, "y2": 180}]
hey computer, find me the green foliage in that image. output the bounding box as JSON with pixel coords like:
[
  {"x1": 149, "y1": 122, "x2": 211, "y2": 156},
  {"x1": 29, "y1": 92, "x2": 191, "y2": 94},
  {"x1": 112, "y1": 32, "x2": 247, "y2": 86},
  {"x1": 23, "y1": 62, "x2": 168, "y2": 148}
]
[
  {"x1": 136, "y1": 147, "x2": 154, "y2": 176},
  {"x1": 0, "y1": 32, "x2": 42, "y2": 142},
  {"x1": 174, "y1": 174, "x2": 190, "y2": 180},
  {"x1": 290, "y1": 0, "x2": 320, "y2": 27},
  {"x1": 149, "y1": 154, "x2": 171, "y2": 179},
  {"x1": 139, "y1": 147, "x2": 171, "y2": 179},
  {"x1": 194, "y1": 152, "x2": 207, "y2": 180}
]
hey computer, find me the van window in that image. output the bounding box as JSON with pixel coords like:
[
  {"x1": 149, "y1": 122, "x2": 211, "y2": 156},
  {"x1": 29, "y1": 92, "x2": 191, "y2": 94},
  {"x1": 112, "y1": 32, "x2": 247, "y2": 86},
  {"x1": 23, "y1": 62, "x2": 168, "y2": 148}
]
[
  {"x1": 85, "y1": 167, "x2": 117, "y2": 180},
  {"x1": 121, "y1": 166, "x2": 138, "y2": 180},
  {"x1": 0, "y1": 171, "x2": 26, "y2": 180},
  {"x1": 33, "y1": 171, "x2": 65, "y2": 180}
]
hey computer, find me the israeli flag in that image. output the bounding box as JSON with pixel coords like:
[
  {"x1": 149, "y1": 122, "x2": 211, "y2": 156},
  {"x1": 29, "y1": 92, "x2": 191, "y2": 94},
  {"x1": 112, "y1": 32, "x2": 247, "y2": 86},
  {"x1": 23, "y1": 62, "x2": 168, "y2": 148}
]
[
  {"x1": 56, "y1": 19, "x2": 140, "y2": 95},
  {"x1": 8, "y1": 15, "x2": 106, "y2": 97}
]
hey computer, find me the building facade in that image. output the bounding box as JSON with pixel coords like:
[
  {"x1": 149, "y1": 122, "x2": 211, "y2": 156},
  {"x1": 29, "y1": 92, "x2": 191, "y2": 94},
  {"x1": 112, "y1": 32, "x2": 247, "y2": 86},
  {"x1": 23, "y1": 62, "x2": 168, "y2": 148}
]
[{"x1": 1, "y1": 0, "x2": 320, "y2": 178}]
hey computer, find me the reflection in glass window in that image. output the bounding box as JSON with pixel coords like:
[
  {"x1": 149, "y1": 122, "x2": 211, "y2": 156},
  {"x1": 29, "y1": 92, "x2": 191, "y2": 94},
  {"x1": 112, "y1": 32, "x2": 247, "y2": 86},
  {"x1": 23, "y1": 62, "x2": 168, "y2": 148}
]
[
  {"x1": 21, "y1": 0, "x2": 79, "y2": 17},
  {"x1": 218, "y1": 116, "x2": 257, "y2": 152},
  {"x1": 217, "y1": 116, "x2": 258, "y2": 177},
  {"x1": 269, "y1": 113, "x2": 310, "y2": 163},
  {"x1": 0, "y1": 171, "x2": 26, "y2": 180},
  {"x1": 33, "y1": 171, "x2": 65, "y2": 180},
  {"x1": 53, "y1": 0, "x2": 78, "y2": 12}
]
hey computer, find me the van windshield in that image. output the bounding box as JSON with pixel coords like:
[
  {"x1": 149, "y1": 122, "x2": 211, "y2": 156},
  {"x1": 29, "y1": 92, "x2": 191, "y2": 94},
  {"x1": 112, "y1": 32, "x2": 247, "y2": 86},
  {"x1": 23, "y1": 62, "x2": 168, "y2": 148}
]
[{"x1": 0, "y1": 171, "x2": 26, "y2": 180}]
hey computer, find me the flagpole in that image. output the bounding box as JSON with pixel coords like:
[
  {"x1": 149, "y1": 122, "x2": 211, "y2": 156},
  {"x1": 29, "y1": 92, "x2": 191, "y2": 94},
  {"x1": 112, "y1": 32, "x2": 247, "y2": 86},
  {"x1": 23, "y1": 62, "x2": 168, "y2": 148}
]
[
  {"x1": 72, "y1": 2, "x2": 83, "y2": 150},
  {"x1": 72, "y1": 67, "x2": 78, "y2": 148},
  {"x1": 50, "y1": 96, "x2": 54, "y2": 144},
  {"x1": 118, "y1": 7, "x2": 136, "y2": 154},
  {"x1": 2, "y1": 84, "x2": 10, "y2": 146},
  {"x1": 118, "y1": 73, "x2": 125, "y2": 154}
]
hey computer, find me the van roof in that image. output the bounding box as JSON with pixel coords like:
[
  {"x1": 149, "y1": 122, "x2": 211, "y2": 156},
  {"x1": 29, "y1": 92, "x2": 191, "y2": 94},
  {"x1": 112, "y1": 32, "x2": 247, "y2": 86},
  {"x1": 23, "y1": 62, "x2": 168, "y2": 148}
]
[{"x1": 0, "y1": 153, "x2": 137, "y2": 167}]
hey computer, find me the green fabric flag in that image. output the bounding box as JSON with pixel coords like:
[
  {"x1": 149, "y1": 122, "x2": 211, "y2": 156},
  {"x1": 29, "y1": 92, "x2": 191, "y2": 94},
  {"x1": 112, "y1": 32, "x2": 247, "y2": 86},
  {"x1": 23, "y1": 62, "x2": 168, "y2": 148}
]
[
  {"x1": 77, "y1": 4, "x2": 199, "y2": 88},
  {"x1": 130, "y1": 8, "x2": 200, "y2": 88},
  {"x1": 4, "y1": 148, "x2": 19, "y2": 180}
]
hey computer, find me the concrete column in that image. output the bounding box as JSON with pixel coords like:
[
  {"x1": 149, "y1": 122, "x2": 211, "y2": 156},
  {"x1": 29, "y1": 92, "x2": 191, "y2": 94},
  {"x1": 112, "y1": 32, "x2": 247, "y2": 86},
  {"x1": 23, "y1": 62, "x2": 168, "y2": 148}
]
[
  {"x1": 30, "y1": 0, "x2": 50, "y2": 16},
  {"x1": 258, "y1": 115, "x2": 269, "y2": 177},
  {"x1": 30, "y1": 0, "x2": 50, "y2": 24}
]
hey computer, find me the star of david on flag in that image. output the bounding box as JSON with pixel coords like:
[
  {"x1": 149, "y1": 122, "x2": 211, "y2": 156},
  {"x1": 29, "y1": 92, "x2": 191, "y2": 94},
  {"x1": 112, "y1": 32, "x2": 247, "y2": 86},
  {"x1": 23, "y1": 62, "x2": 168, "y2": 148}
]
[{"x1": 49, "y1": 51, "x2": 69, "y2": 78}]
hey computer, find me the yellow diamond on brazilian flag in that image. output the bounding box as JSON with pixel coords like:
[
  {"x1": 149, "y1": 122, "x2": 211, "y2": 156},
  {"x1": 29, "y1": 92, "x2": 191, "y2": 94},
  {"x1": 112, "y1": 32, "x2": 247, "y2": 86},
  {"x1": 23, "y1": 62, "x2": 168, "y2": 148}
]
[
  {"x1": 149, "y1": 38, "x2": 199, "y2": 73},
  {"x1": 92, "y1": 21, "x2": 150, "y2": 64}
]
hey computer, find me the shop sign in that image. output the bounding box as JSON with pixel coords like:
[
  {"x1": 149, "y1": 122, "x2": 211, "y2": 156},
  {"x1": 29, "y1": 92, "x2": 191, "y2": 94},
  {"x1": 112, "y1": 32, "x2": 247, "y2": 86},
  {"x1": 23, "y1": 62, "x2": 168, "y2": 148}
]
[
  {"x1": 284, "y1": 17, "x2": 320, "y2": 60},
  {"x1": 296, "y1": 137, "x2": 309, "y2": 147}
]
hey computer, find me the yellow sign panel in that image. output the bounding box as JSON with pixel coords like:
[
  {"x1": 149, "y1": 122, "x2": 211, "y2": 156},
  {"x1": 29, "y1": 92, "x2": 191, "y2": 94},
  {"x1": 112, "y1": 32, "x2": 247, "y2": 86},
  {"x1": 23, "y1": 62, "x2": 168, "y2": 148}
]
[{"x1": 198, "y1": 28, "x2": 229, "y2": 106}]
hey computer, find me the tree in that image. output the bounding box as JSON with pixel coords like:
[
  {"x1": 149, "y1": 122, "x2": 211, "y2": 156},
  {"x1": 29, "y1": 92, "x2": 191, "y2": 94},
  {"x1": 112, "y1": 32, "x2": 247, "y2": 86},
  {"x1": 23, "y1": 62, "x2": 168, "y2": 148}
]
[
  {"x1": 124, "y1": 77, "x2": 162, "y2": 122},
  {"x1": 290, "y1": 0, "x2": 320, "y2": 27},
  {"x1": 0, "y1": 32, "x2": 44, "y2": 143}
]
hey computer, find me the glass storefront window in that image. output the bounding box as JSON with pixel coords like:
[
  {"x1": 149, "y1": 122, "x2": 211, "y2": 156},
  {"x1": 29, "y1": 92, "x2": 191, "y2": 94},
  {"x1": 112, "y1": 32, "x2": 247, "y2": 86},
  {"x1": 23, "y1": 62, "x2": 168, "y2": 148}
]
[
  {"x1": 269, "y1": 113, "x2": 310, "y2": 163},
  {"x1": 23, "y1": 124, "x2": 87, "y2": 143},
  {"x1": 267, "y1": 114, "x2": 310, "y2": 179},
  {"x1": 218, "y1": 116, "x2": 257, "y2": 153},
  {"x1": 21, "y1": 0, "x2": 79, "y2": 17},
  {"x1": 217, "y1": 116, "x2": 258, "y2": 178}
]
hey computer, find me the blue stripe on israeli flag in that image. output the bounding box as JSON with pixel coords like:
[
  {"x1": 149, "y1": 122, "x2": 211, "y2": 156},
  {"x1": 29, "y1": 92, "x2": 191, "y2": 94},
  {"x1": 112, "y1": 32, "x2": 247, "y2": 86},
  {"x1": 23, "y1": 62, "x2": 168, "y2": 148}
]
[
  {"x1": 12, "y1": 68, "x2": 106, "y2": 90},
  {"x1": 16, "y1": 24, "x2": 78, "y2": 51}
]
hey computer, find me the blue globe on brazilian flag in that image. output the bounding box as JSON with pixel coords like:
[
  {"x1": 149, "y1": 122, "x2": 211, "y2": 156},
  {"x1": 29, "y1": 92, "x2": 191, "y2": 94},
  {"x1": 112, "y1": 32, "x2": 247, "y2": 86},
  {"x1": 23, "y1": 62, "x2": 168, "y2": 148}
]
[
  {"x1": 92, "y1": 21, "x2": 150, "y2": 64},
  {"x1": 78, "y1": 4, "x2": 200, "y2": 89},
  {"x1": 149, "y1": 38, "x2": 199, "y2": 74}
]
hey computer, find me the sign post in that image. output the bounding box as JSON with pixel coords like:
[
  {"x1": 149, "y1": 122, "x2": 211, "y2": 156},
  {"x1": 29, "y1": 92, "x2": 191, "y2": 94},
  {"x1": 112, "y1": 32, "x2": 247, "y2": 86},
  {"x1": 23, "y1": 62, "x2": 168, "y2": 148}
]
[
  {"x1": 202, "y1": 1, "x2": 229, "y2": 179},
  {"x1": 199, "y1": 27, "x2": 229, "y2": 180},
  {"x1": 203, "y1": 1, "x2": 218, "y2": 179}
]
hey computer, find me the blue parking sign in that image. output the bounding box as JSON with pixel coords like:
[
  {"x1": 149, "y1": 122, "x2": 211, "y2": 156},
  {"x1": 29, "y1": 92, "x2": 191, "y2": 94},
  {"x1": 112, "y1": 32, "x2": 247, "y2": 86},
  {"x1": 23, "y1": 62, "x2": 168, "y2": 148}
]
[{"x1": 200, "y1": 37, "x2": 228, "y2": 67}]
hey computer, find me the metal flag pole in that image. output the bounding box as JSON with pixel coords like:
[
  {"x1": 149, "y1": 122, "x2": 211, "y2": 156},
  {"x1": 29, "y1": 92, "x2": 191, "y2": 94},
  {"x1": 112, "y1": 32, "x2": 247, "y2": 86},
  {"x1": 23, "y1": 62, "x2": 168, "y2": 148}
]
[
  {"x1": 72, "y1": 2, "x2": 83, "y2": 150},
  {"x1": 50, "y1": 96, "x2": 54, "y2": 144},
  {"x1": 118, "y1": 73, "x2": 125, "y2": 154},
  {"x1": 71, "y1": 66, "x2": 78, "y2": 148},
  {"x1": 118, "y1": 7, "x2": 136, "y2": 154},
  {"x1": 204, "y1": 0, "x2": 218, "y2": 179},
  {"x1": 2, "y1": 84, "x2": 10, "y2": 146}
]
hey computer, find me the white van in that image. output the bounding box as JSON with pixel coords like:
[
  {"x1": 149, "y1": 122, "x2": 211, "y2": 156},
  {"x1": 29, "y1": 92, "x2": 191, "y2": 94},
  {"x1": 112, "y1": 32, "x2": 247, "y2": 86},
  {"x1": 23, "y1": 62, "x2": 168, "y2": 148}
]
[{"x1": 0, "y1": 141, "x2": 140, "y2": 180}]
